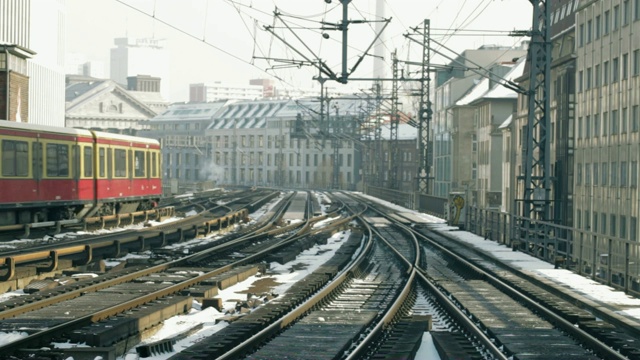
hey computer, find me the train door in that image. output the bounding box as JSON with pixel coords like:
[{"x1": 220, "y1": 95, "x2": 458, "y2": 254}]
[
  {"x1": 128, "y1": 149, "x2": 134, "y2": 197},
  {"x1": 32, "y1": 140, "x2": 43, "y2": 206},
  {"x1": 72, "y1": 144, "x2": 80, "y2": 202}
]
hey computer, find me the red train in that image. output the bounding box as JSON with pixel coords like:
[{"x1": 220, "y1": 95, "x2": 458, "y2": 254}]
[{"x1": 0, "y1": 121, "x2": 162, "y2": 226}]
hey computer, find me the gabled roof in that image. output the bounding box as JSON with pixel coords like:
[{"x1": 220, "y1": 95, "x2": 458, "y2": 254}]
[
  {"x1": 455, "y1": 58, "x2": 526, "y2": 106},
  {"x1": 153, "y1": 101, "x2": 230, "y2": 122},
  {"x1": 65, "y1": 79, "x2": 157, "y2": 118}
]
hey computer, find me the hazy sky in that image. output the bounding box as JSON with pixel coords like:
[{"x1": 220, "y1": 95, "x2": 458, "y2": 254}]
[{"x1": 65, "y1": 0, "x2": 533, "y2": 102}]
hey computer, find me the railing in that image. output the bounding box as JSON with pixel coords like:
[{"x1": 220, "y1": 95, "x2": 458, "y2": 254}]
[
  {"x1": 363, "y1": 184, "x2": 640, "y2": 296},
  {"x1": 466, "y1": 206, "x2": 640, "y2": 296}
]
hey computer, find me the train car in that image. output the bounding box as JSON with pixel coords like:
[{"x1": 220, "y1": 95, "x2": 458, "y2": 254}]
[
  {"x1": 0, "y1": 121, "x2": 162, "y2": 226},
  {"x1": 91, "y1": 130, "x2": 161, "y2": 215}
]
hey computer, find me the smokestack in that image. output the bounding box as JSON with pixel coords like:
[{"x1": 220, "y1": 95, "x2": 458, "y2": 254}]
[{"x1": 373, "y1": 0, "x2": 386, "y2": 84}]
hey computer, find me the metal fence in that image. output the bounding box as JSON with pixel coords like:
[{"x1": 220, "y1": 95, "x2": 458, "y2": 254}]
[{"x1": 364, "y1": 185, "x2": 640, "y2": 296}]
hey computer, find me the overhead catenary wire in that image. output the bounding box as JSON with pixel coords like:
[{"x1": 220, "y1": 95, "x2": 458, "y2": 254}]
[{"x1": 113, "y1": 0, "x2": 292, "y2": 85}]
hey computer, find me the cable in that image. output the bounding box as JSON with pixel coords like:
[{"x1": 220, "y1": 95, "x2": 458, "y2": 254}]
[{"x1": 113, "y1": 0, "x2": 286, "y2": 82}]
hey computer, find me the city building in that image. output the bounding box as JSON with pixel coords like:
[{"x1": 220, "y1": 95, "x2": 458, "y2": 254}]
[
  {"x1": 66, "y1": 53, "x2": 106, "y2": 78},
  {"x1": 0, "y1": 0, "x2": 66, "y2": 126},
  {"x1": 377, "y1": 123, "x2": 419, "y2": 192},
  {"x1": 144, "y1": 97, "x2": 370, "y2": 193},
  {"x1": 512, "y1": 0, "x2": 578, "y2": 227},
  {"x1": 189, "y1": 82, "x2": 264, "y2": 102},
  {"x1": 110, "y1": 37, "x2": 170, "y2": 100},
  {"x1": 250, "y1": 78, "x2": 276, "y2": 98},
  {"x1": 574, "y1": 0, "x2": 640, "y2": 242},
  {"x1": 65, "y1": 75, "x2": 158, "y2": 135},
  {"x1": 456, "y1": 59, "x2": 525, "y2": 210},
  {"x1": 141, "y1": 101, "x2": 231, "y2": 193},
  {"x1": 432, "y1": 44, "x2": 528, "y2": 198}
]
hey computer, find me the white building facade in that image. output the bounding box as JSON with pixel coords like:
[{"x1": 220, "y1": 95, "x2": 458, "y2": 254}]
[
  {"x1": 189, "y1": 82, "x2": 264, "y2": 102},
  {"x1": 574, "y1": 0, "x2": 640, "y2": 242}
]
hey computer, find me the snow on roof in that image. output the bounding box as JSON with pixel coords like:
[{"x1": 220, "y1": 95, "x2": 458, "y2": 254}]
[
  {"x1": 482, "y1": 59, "x2": 526, "y2": 99},
  {"x1": 456, "y1": 78, "x2": 490, "y2": 106},
  {"x1": 456, "y1": 59, "x2": 526, "y2": 106},
  {"x1": 498, "y1": 114, "x2": 513, "y2": 129}
]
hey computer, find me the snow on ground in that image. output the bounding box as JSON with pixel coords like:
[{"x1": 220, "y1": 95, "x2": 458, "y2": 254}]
[
  {"x1": 359, "y1": 192, "x2": 640, "y2": 323},
  {"x1": 8, "y1": 188, "x2": 639, "y2": 359},
  {"x1": 109, "y1": 229, "x2": 355, "y2": 360},
  {"x1": 312, "y1": 215, "x2": 341, "y2": 229}
]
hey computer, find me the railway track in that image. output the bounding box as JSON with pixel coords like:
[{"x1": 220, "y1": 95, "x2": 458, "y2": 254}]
[
  {"x1": 348, "y1": 192, "x2": 638, "y2": 360},
  {"x1": 0, "y1": 190, "x2": 280, "y2": 287},
  {"x1": 0, "y1": 190, "x2": 342, "y2": 359},
  {"x1": 2, "y1": 189, "x2": 638, "y2": 359}
]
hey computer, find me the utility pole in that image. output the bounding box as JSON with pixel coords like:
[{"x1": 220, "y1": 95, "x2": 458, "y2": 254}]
[
  {"x1": 515, "y1": 1, "x2": 552, "y2": 224},
  {"x1": 417, "y1": 19, "x2": 432, "y2": 194},
  {"x1": 332, "y1": 104, "x2": 341, "y2": 189},
  {"x1": 389, "y1": 51, "x2": 400, "y2": 189}
]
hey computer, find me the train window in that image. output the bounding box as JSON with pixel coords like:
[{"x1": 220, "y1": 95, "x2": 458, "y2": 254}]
[
  {"x1": 84, "y1": 146, "x2": 93, "y2": 177},
  {"x1": 32, "y1": 142, "x2": 42, "y2": 179},
  {"x1": 107, "y1": 148, "x2": 113, "y2": 178},
  {"x1": 46, "y1": 143, "x2": 69, "y2": 177},
  {"x1": 99, "y1": 148, "x2": 105, "y2": 178},
  {"x1": 152, "y1": 152, "x2": 157, "y2": 177},
  {"x1": 2, "y1": 140, "x2": 29, "y2": 176},
  {"x1": 128, "y1": 150, "x2": 133, "y2": 178},
  {"x1": 72, "y1": 145, "x2": 80, "y2": 180},
  {"x1": 134, "y1": 150, "x2": 145, "y2": 177},
  {"x1": 114, "y1": 149, "x2": 126, "y2": 177},
  {"x1": 146, "y1": 151, "x2": 150, "y2": 178}
]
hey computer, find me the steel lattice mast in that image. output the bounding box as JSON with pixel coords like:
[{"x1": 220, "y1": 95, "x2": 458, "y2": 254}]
[
  {"x1": 417, "y1": 19, "x2": 432, "y2": 194},
  {"x1": 520, "y1": 0, "x2": 551, "y2": 221},
  {"x1": 389, "y1": 51, "x2": 400, "y2": 189}
]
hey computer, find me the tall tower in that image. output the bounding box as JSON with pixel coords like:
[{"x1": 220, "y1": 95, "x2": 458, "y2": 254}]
[
  {"x1": 372, "y1": 0, "x2": 386, "y2": 82},
  {"x1": 110, "y1": 37, "x2": 170, "y2": 100}
]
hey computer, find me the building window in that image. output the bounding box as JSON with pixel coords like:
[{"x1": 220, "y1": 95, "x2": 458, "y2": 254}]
[
  {"x1": 585, "y1": 163, "x2": 591, "y2": 185},
  {"x1": 605, "y1": 10, "x2": 611, "y2": 34},
  {"x1": 621, "y1": 161, "x2": 628, "y2": 186},
  {"x1": 596, "y1": 15, "x2": 601, "y2": 39},
  {"x1": 632, "y1": 217, "x2": 638, "y2": 241},
  {"x1": 587, "y1": 67, "x2": 592, "y2": 89},
  {"x1": 579, "y1": 23, "x2": 584, "y2": 47},
  {"x1": 623, "y1": 53, "x2": 629, "y2": 79},
  {"x1": 594, "y1": 163, "x2": 599, "y2": 185},
  {"x1": 577, "y1": 163, "x2": 582, "y2": 185},
  {"x1": 611, "y1": 161, "x2": 618, "y2": 186},
  {"x1": 613, "y1": 57, "x2": 620, "y2": 82},
  {"x1": 624, "y1": 0, "x2": 630, "y2": 26},
  {"x1": 611, "y1": 109, "x2": 619, "y2": 134},
  {"x1": 604, "y1": 61, "x2": 610, "y2": 85},
  {"x1": 632, "y1": 161, "x2": 638, "y2": 187},
  {"x1": 594, "y1": 114, "x2": 600, "y2": 136},
  {"x1": 633, "y1": 105, "x2": 639, "y2": 132},
  {"x1": 614, "y1": 5, "x2": 620, "y2": 30},
  {"x1": 587, "y1": 19, "x2": 592, "y2": 42},
  {"x1": 578, "y1": 70, "x2": 584, "y2": 92},
  {"x1": 611, "y1": 214, "x2": 617, "y2": 236},
  {"x1": 635, "y1": 0, "x2": 640, "y2": 21},
  {"x1": 603, "y1": 111, "x2": 609, "y2": 136},
  {"x1": 621, "y1": 215, "x2": 627, "y2": 239},
  {"x1": 586, "y1": 115, "x2": 591, "y2": 137},
  {"x1": 602, "y1": 162, "x2": 608, "y2": 185},
  {"x1": 634, "y1": 50, "x2": 640, "y2": 76},
  {"x1": 595, "y1": 64, "x2": 601, "y2": 87},
  {"x1": 622, "y1": 107, "x2": 628, "y2": 133},
  {"x1": 577, "y1": 117, "x2": 583, "y2": 139}
]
